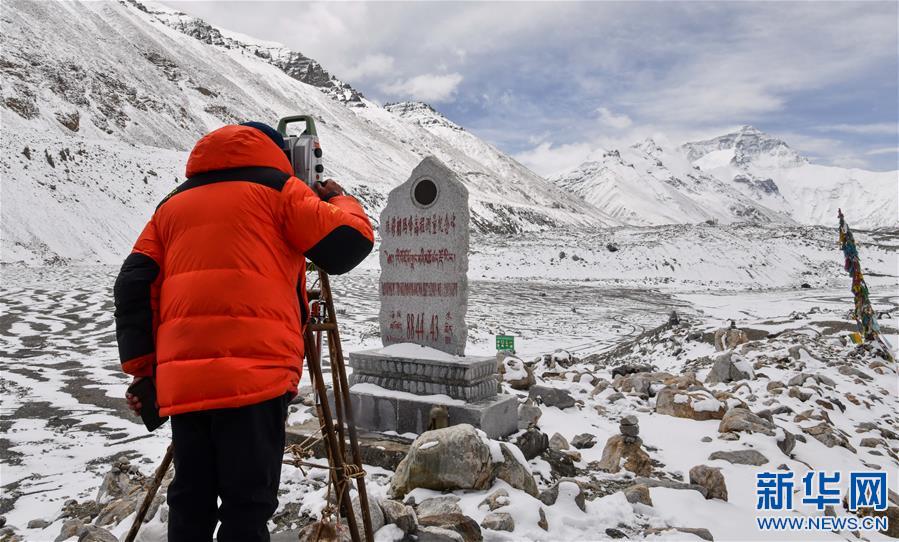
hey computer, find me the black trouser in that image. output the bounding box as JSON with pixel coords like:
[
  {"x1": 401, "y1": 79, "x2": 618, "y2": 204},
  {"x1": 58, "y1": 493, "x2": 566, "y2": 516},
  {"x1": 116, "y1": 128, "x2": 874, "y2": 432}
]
[{"x1": 167, "y1": 393, "x2": 290, "y2": 542}]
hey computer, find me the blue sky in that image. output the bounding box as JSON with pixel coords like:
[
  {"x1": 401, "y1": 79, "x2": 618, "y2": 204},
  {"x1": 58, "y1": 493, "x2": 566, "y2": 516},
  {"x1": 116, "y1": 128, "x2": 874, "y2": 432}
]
[{"x1": 171, "y1": 1, "x2": 898, "y2": 176}]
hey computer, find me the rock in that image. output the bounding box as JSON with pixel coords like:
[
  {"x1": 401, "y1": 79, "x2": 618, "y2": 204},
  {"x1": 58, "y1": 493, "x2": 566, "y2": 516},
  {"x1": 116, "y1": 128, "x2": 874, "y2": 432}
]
[
  {"x1": 860, "y1": 437, "x2": 881, "y2": 448},
  {"x1": 417, "y1": 496, "x2": 462, "y2": 519},
  {"x1": 390, "y1": 424, "x2": 495, "y2": 497},
  {"x1": 543, "y1": 449, "x2": 576, "y2": 478},
  {"x1": 480, "y1": 512, "x2": 514, "y2": 532},
  {"x1": 77, "y1": 525, "x2": 118, "y2": 542},
  {"x1": 777, "y1": 428, "x2": 796, "y2": 455},
  {"x1": 656, "y1": 388, "x2": 726, "y2": 421},
  {"x1": 517, "y1": 399, "x2": 542, "y2": 430},
  {"x1": 705, "y1": 351, "x2": 754, "y2": 385},
  {"x1": 620, "y1": 424, "x2": 639, "y2": 438},
  {"x1": 571, "y1": 433, "x2": 597, "y2": 449},
  {"x1": 55, "y1": 519, "x2": 85, "y2": 542},
  {"x1": 501, "y1": 357, "x2": 536, "y2": 390},
  {"x1": 766, "y1": 381, "x2": 785, "y2": 392},
  {"x1": 537, "y1": 508, "x2": 548, "y2": 531},
  {"x1": 689, "y1": 465, "x2": 728, "y2": 501},
  {"x1": 708, "y1": 449, "x2": 769, "y2": 466},
  {"x1": 27, "y1": 519, "x2": 51, "y2": 529},
  {"x1": 297, "y1": 521, "x2": 352, "y2": 542},
  {"x1": 718, "y1": 407, "x2": 776, "y2": 436},
  {"x1": 610, "y1": 363, "x2": 653, "y2": 379},
  {"x1": 597, "y1": 434, "x2": 652, "y2": 476},
  {"x1": 714, "y1": 326, "x2": 748, "y2": 351},
  {"x1": 802, "y1": 422, "x2": 857, "y2": 453},
  {"x1": 549, "y1": 433, "x2": 570, "y2": 451},
  {"x1": 515, "y1": 428, "x2": 548, "y2": 460},
  {"x1": 605, "y1": 527, "x2": 627, "y2": 538},
  {"x1": 668, "y1": 311, "x2": 680, "y2": 325},
  {"x1": 590, "y1": 380, "x2": 610, "y2": 397},
  {"x1": 564, "y1": 449, "x2": 582, "y2": 462},
  {"x1": 788, "y1": 387, "x2": 813, "y2": 402},
  {"x1": 418, "y1": 513, "x2": 482, "y2": 542},
  {"x1": 606, "y1": 392, "x2": 625, "y2": 403},
  {"x1": 632, "y1": 477, "x2": 708, "y2": 498},
  {"x1": 624, "y1": 484, "x2": 653, "y2": 506},
  {"x1": 538, "y1": 479, "x2": 586, "y2": 512},
  {"x1": 494, "y1": 443, "x2": 539, "y2": 496},
  {"x1": 416, "y1": 526, "x2": 464, "y2": 542},
  {"x1": 701, "y1": 436, "x2": 713, "y2": 443},
  {"x1": 645, "y1": 527, "x2": 714, "y2": 541},
  {"x1": 854, "y1": 504, "x2": 899, "y2": 538},
  {"x1": 380, "y1": 499, "x2": 418, "y2": 534},
  {"x1": 479, "y1": 489, "x2": 510, "y2": 511},
  {"x1": 529, "y1": 386, "x2": 575, "y2": 409},
  {"x1": 719, "y1": 432, "x2": 740, "y2": 441}
]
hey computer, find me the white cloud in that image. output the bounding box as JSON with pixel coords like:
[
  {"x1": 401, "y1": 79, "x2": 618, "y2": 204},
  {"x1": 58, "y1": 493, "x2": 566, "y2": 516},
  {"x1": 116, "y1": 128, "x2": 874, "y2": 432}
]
[
  {"x1": 381, "y1": 73, "x2": 464, "y2": 103},
  {"x1": 513, "y1": 141, "x2": 594, "y2": 178},
  {"x1": 818, "y1": 123, "x2": 897, "y2": 136},
  {"x1": 596, "y1": 107, "x2": 632, "y2": 129},
  {"x1": 341, "y1": 54, "x2": 395, "y2": 80},
  {"x1": 865, "y1": 147, "x2": 899, "y2": 156}
]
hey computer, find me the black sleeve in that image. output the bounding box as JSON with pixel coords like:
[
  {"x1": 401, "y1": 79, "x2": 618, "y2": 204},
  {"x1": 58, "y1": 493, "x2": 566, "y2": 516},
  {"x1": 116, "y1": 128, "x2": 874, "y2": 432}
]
[{"x1": 114, "y1": 252, "x2": 160, "y2": 372}]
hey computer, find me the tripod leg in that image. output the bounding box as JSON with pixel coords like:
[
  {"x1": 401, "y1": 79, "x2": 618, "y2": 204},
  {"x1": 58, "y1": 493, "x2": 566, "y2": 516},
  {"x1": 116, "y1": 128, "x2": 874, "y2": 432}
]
[
  {"x1": 320, "y1": 273, "x2": 374, "y2": 541},
  {"x1": 304, "y1": 325, "x2": 361, "y2": 542}
]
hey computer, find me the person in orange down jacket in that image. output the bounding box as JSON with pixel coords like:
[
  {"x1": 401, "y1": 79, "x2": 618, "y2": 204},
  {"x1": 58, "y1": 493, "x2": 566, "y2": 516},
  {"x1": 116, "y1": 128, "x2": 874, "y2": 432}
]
[{"x1": 113, "y1": 122, "x2": 373, "y2": 542}]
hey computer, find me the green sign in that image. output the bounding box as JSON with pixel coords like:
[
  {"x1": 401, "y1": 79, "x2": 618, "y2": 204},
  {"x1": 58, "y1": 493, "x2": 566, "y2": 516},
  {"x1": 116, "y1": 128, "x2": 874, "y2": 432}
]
[{"x1": 496, "y1": 334, "x2": 515, "y2": 351}]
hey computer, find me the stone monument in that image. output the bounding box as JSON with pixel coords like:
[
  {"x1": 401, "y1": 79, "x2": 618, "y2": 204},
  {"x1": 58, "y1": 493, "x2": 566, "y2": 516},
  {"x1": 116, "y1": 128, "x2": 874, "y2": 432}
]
[{"x1": 347, "y1": 156, "x2": 517, "y2": 438}]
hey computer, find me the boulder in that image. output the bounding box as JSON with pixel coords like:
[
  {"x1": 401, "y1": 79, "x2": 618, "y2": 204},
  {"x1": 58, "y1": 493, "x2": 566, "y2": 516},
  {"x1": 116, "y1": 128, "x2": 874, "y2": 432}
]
[
  {"x1": 380, "y1": 500, "x2": 417, "y2": 535},
  {"x1": 417, "y1": 496, "x2": 462, "y2": 518},
  {"x1": 776, "y1": 428, "x2": 796, "y2": 455},
  {"x1": 501, "y1": 357, "x2": 536, "y2": 390},
  {"x1": 55, "y1": 519, "x2": 85, "y2": 542},
  {"x1": 597, "y1": 434, "x2": 652, "y2": 476},
  {"x1": 418, "y1": 513, "x2": 482, "y2": 542},
  {"x1": 537, "y1": 508, "x2": 548, "y2": 531},
  {"x1": 480, "y1": 512, "x2": 514, "y2": 532},
  {"x1": 515, "y1": 428, "x2": 548, "y2": 460},
  {"x1": 854, "y1": 504, "x2": 899, "y2": 538},
  {"x1": 543, "y1": 449, "x2": 577, "y2": 478},
  {"x1": 718, "y1": 407, "x2": 776, "y2": 436},
  {"x1": 417, "y1": 526, "x2": 464, "y2": 542},
  {"x1": 623, "y1": 484, "x2": 653, "y2": 506},
  {"x1": 802, "y1": 422, "x2": 857, "y2": 453},
  {"x1": 689, "y1": 465, "x2": 728, "y2": 501},
  {"x1": 390, "y1": 424, "x2": 495, "y2": 497},
  {"x1": 297, "y1": 521, "x2": 352, "y2": 542},
  {"x1": 517, "y1": 399, "x2": 542, "y2": 430},
  {"x1": 571, "y1": 433, "x2": 597, "y2": 449},
  {"x1": 538, "y1": 479, "x2": 586, "y2": 512},
  {"x1": 610, "y1": 363, "x2": 653, "y2": 379},
  {"x1": 529, "y1": 386, "x2": 575, "y2": 409},
  {"x1": 549, "y1": 433, "x2": 569, "y2": 451},
  {"x1": 76, "y1": 525, "x2": 118, "y2": 542},
  {"x1": 632, "y1": 477, "x2": 708, "y2": 498},
  {"x1": 714, "y1": 327, "x2": 748, "y2": 351},
  {"x1": 705, "y1": 352, "x2": 754, "y2": 385},
  {"x1": 27, "y1": 519, "x2": 51, "y2": 529},
  {"x1": 494, "y1": 443, "x2": 539, "y2": 497},
  {"x1": 479, "y1": 489, "x2": 510, "y2": 511},
  {"x1": 708, "y1": 449, "x2": 769, "y2": 466},
  {"x1": 656, "y1": 388, "x2": 726, "y2": 421}
]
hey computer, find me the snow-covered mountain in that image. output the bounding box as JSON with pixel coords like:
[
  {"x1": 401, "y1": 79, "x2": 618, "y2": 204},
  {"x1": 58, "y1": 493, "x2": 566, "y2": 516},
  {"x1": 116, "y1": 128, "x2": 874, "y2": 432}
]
[
  {"x1": 553, "y1": 138, "x2": 793, "y2": 226},
  {"x1": 553, "y1": 126, "x2": 897, "y2": 228},
  {"x1": 683, "y1": 126, "x2": 897, "y2": 228},
  {"x1": 0, "y1": 0, "x2": 611, "y2": 264}
]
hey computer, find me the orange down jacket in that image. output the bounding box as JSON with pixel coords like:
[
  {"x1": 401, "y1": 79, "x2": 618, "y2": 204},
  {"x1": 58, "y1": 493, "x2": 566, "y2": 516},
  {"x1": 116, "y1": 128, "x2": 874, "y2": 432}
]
[{"x1": 113, "y1": 125, "x2": 373, "y2": 416}]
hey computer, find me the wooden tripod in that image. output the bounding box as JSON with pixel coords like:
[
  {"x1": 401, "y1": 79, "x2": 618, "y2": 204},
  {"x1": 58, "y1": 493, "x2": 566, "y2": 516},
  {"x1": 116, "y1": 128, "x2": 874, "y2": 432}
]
[{"x1": 303, "y1": 268, "x2": 374, "y2": 542}]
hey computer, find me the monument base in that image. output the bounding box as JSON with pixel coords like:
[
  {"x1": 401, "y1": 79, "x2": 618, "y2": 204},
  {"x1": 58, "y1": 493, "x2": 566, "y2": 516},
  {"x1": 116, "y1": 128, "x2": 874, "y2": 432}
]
[{"x1": 347, "y1": 384, "x2": 518, "y2": 439}]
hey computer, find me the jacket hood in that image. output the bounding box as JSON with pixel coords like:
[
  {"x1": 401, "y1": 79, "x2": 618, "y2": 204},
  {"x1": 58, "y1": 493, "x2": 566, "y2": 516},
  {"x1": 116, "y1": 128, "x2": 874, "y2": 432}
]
[{"x1": 186, "y1": 124, "x2": 294, "y2": 178}]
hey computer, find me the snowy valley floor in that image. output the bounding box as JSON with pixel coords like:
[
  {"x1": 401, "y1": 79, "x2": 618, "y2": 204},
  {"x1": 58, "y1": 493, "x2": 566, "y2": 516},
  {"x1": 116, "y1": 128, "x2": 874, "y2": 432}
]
[{"x1": 1, "y1": 229, "x2": 897, "y2": 541}]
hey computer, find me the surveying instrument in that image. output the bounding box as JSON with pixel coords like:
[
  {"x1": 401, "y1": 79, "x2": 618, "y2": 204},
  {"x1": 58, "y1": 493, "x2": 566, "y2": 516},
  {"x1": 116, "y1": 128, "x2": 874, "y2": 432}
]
[{"x1": 125, "y1": 115, "x2": 374, "y2": 542}]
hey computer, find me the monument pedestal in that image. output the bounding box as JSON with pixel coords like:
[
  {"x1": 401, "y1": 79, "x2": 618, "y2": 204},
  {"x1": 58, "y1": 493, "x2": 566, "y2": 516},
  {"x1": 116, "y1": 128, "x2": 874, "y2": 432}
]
[{"x1": 346, "y1": 347, "x2": 518, "y2": 438}]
